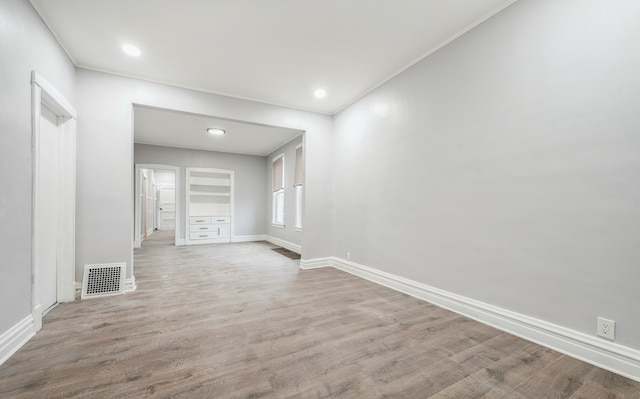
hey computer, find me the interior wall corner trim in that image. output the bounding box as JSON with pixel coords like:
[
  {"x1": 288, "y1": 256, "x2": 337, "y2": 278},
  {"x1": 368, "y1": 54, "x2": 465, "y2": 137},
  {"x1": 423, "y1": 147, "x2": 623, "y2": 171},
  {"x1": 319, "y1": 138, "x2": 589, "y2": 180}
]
[
  {"x1": 299, "y1": 257, "x2": 333, "y2": 270},
  {"x1": 266, "y1": 236, "x2": 301, "y2": 254}
]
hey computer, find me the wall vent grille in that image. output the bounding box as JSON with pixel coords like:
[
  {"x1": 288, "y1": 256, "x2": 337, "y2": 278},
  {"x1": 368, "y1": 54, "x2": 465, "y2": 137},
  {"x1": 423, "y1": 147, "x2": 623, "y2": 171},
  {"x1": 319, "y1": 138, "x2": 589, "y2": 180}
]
[{"x1": 81, "y1": 262, "x2": 126, "y2": 299}]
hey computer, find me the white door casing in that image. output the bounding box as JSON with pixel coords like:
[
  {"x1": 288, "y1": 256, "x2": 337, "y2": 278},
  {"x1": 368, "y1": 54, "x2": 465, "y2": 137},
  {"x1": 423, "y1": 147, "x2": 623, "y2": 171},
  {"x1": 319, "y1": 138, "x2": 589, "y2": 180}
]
[
  {"x1": 142, "y1": 174, "x2": 148, "y2": 238},
  {"x1": 36, "y1": 105, "x2": 60, "y2": 312},
  {"x1": 31, "y1": 71, "x2": 77, "y2": 332},
  {"x1": 146, "y1": 178, "x2": 156, "y2": 236}
]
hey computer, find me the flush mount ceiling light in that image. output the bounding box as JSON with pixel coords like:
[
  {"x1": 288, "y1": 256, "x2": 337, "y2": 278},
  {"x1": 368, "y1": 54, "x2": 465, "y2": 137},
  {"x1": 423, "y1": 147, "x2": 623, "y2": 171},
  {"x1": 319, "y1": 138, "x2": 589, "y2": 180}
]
[
  {"x1": 207, "y1": 128, "x2": 226, "y2": 136},
  {"x1": 314, "y1": 89, "x2": 327, "y2": 99},
  {"x1": 122, "y1": 43, "x2": 141, "y2": 57}
]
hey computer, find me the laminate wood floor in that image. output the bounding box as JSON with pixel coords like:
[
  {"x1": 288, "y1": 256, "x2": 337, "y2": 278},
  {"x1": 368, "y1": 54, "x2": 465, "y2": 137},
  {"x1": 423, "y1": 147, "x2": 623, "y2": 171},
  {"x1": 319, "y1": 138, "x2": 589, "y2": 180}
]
[{"x1": 1, "y1": 239, "x2": 639, "y2": 398}]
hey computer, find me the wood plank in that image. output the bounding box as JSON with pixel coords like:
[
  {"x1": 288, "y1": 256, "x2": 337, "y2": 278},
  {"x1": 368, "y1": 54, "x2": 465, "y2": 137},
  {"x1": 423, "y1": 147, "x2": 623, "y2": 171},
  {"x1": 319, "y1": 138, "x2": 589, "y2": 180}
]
[{"x1": 0, "y1": 239, "x2": 638, "y2": 398}]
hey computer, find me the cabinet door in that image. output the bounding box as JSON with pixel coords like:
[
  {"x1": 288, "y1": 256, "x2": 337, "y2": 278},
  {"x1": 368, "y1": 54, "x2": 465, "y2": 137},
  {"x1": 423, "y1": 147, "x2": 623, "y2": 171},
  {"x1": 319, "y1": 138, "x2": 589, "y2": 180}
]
[{"x1": 217, "y1": 224, "x2": 230, "y2": 238}]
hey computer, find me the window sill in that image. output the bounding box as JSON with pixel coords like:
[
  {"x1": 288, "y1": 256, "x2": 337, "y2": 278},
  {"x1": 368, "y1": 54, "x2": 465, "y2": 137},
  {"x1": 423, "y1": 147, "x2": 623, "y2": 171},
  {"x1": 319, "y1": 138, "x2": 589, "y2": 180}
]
[{"x1": 271, "y1": 223, "x2": 285, "y2": 229}]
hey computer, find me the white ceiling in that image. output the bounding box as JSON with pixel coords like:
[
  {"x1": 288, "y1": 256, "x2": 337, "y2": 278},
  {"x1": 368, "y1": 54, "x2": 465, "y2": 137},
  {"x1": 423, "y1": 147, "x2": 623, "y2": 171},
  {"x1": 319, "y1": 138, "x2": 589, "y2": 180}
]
[
  {"x1": 133, "y1": 106, "x2": 303, "y2": 156},
  {"x1": 31, "y1": 0, "x2": 515, "y2": 115},
  {"x1": 31, "y1": 0, "x2": 515, "y2": 155}
]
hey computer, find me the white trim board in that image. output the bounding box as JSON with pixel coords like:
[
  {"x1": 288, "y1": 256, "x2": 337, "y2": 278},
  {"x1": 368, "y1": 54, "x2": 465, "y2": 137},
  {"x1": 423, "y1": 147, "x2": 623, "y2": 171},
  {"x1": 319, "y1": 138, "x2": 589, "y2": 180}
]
[
  {"x1": 125, "y1": 277, "x2": 137, "y2": 293},
  {"x1": 232, "y1": 235, "x2": 267, "y2": 243},
  {"x1": 266, "y1": 236, "x2": 301, "y2": 254},
  {"x1": 299, "y1": 257, "x2": 333, "y2": 270},
  {"x1": 302, "y1": 256, "x2": 640, "y2": 383},
  {"x1": 0, "y1": 316, "x2": 35, "y2": 366}
]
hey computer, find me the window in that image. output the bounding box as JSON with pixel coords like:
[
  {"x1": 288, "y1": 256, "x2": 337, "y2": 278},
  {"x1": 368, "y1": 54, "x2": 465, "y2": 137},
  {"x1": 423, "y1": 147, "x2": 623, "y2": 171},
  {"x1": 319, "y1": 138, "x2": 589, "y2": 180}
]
[
  {"x1": 272, "y1": 155, "x2": 285, "y2": 225},
  {"x1": 294, "y1": 145, "x2": 304, "y2": 230}
]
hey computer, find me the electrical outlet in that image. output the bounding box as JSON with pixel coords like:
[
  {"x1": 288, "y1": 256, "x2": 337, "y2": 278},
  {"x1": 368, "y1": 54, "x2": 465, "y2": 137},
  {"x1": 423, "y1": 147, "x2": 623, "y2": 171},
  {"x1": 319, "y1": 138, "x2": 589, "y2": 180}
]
[
  {"x1": 346, "y1": 252, "x2": 351, "y2": 261},
  {"x1": 597, "y1": 317, "x2": 615, "y2": 340}
]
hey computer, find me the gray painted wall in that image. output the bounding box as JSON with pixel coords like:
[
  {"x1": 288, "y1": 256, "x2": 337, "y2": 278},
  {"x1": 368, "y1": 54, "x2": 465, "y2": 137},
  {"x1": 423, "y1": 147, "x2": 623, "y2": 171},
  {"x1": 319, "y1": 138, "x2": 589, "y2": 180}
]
[
  {"x1": 134, "y1": 144, "x2": 268, "y2": 240},
  {"x1": 75, "y1": 69, "x2": 333, "y2": 281},
  {"x1": 0, "y1": 0, "x2": 76, "y2": 334},
  {"x1": 333, "y1": 0, "x2": 640, "y2": 349},
  {"x1": 267, "y1": 136, "x2": 304, "y2": 246}
]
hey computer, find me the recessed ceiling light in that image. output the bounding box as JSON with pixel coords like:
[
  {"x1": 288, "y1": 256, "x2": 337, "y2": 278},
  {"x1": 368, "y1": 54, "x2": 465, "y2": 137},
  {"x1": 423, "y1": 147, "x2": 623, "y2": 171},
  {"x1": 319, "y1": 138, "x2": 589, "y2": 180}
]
[
  {"x1": 207, "y1": 128, "x2": 226, "y2": 136},
  {"x1": 314, "y1": 89, "x2": 327, "y2": 99},
  {"x1": 122, "y1": 44, "x2": 141, "y2": 57}
]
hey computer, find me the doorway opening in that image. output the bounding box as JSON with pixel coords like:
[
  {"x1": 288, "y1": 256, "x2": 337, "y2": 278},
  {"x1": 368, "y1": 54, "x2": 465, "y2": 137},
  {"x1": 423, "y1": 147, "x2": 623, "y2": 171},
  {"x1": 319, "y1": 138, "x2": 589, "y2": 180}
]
[
  {"x1": 134, "y1": 164, "x2": 180, "y2": 248},
  {"x1": 31, "y1": 71, "x2": 77, "y2": 332}
]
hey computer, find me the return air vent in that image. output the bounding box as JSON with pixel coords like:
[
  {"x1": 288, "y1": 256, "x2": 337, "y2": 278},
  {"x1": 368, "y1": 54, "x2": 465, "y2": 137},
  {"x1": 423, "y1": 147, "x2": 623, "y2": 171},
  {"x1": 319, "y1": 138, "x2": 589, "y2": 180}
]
[{"x1": 81, "y1": 262, "x2": 126, "y2": 299}]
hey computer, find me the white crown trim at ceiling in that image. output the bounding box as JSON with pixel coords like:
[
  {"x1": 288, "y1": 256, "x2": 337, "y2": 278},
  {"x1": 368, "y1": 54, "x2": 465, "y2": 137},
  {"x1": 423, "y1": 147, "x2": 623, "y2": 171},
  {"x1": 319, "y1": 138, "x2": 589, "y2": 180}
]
[{"x1": 334, "y1": 0, "x2": 519, "y2": 114}]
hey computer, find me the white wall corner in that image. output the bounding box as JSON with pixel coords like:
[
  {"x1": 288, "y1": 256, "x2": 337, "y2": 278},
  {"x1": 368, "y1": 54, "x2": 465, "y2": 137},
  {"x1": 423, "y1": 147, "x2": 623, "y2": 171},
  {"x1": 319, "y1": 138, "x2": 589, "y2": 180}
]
[
  {"x1": 266, "y1": 236, "x2": 301, "y2": 254},
  {"x1": 232, "y1": 235, "x2": 267, "y2": 243},
  {"x1": 60, "y1": 281, "x2": 77, "y2": 303},
  {"x1": 299, "y1": 257, "x2": 334, "y2": 270},
  {"x1": 75, "y1": 281, "x2": 82, "y2": 299},
  {"x1": 0, "y1": 315, "x2": 35, "y2": 366},
  {"x1": 125, "y1": 276, "x2": 137, "y2": 292},
  {"x1": 327, "y1": 257, "x2": 640, "y2": 383}
]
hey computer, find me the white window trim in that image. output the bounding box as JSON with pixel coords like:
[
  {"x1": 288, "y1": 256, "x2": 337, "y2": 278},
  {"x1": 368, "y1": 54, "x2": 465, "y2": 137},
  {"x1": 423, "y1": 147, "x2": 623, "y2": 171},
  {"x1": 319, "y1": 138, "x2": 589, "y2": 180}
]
[
  {"x1": 272, "y1": 154, "x2": 285, "y2": 226},
  {"x1": 294, "y1": 184, "x2": 303, "y2": 231},
  {"x1": 294, "y1": 144, "x2": 303, "y2": 231},
  {"x1": 272, "y1": 189, "x2": 285, "y2": 227}
]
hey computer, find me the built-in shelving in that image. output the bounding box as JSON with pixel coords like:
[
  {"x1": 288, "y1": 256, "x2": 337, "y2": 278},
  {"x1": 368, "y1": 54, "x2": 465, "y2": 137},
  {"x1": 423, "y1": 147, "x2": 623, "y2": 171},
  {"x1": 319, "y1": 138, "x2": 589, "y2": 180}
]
[{"x1": 185, "y1": 168, "x2": 234, "y2": 245}]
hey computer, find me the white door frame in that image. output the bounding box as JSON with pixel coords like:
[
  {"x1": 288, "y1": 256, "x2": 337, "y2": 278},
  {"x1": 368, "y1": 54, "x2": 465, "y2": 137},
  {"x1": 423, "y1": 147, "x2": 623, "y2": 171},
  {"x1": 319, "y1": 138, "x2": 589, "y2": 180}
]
[
  {"x1": 31, "y1": 71, "x2": 77, "y2": 332},
  {"x1": 134, "y1": 164, "x2": 181, "y2": 248}
]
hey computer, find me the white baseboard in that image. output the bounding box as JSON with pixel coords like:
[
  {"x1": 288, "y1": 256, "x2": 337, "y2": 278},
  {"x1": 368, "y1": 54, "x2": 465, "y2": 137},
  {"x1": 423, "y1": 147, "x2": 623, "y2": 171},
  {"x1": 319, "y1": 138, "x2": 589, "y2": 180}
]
[
  {"x1": 266, "y1": 236, "x2": 301, "y2": 254},
  {"x1": 175, "y1": 239, "x2": 186, "y2": 246},
  {"x1": 232, "y1": 235, "x2": 267, "y2": 243},
  {"x1": 125, "y1": 276, "x2": 137, "y2": 292},
  {"x1": 0, "y1": 315, "x2": 35, "y2": 366},
  {"x1": 299, "y1": 257, "x2": 333, "y2": 270},
  {"x1": 32, "y1": 305, "x2": 42, "y2": 332},
  {"x1": 320, "y1": 256, "x2": 640, "y2": 383}
]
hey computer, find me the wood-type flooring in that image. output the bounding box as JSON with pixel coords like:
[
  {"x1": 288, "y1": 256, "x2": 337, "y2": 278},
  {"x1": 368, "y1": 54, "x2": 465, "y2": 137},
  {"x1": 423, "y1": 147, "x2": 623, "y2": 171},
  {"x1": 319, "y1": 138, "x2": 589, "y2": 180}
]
[{"x1": 0, "y1": 235, "x2": 639, "y2": 398}]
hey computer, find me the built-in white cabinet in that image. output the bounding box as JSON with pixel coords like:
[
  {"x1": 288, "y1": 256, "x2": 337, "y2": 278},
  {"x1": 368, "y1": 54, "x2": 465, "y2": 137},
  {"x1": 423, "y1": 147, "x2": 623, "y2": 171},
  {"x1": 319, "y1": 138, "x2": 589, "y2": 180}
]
[{"x1": 186, "y1": 168, "x2": 233, "y2": 245}]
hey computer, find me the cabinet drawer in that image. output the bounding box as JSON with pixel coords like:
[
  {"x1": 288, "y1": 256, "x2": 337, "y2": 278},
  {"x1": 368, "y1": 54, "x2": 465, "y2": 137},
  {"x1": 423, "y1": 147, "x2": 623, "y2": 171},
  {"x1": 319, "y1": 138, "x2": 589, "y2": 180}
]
[
  {"x1": 190, "y1": 224, "x2": 218, "y2": 232},
  {"x1": 189, "y1": 232, "x2": 217, "y2": 240},
  {"x1": 190, "y1": 216, "x2": 212, "y2": 224},
  {"x1": 211, "y1": 216, "x2": 230, "y2": 224}
]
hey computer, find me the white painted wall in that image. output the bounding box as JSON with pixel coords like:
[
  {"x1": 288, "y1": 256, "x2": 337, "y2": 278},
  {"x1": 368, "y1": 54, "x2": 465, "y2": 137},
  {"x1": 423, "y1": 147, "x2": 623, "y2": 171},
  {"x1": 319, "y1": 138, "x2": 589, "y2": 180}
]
[
  {"x1": 76, "y1": 69, "x2": 333, "y2": 280},
  {"x1": 134, "y1": 143, "x2": 268, "y2": 240},
  {"x1": 333, "y1": 0, "x2": 640, "y2": 349},
  {"x1": 267, "y1": 136, "x2": 304, "y2": 246},
  {"x1": 0, "y1": 0, "x2": 76, "y2": 336}
]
